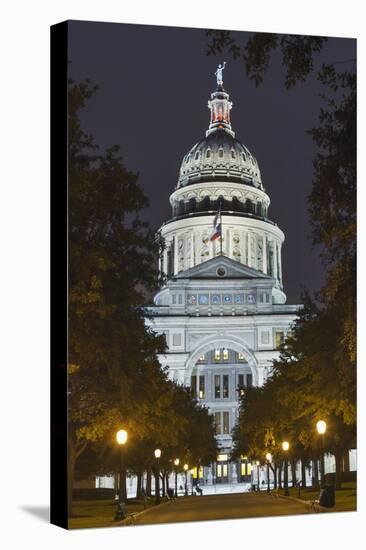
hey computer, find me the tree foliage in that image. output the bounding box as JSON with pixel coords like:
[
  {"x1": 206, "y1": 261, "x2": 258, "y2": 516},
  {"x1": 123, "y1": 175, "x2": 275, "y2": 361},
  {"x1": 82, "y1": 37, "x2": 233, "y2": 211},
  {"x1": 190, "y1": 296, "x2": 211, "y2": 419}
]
[
  {"x1": 211, "y1": 31, "x2": 357, "y2": 485},
  {"x1": 67, "y1": 79, "x2": 217, "y2": 512}
]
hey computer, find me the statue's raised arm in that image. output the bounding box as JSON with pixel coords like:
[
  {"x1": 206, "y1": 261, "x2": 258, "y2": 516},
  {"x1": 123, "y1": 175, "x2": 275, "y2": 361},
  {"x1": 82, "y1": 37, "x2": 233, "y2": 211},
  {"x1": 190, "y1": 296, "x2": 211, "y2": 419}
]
[{"x1": 215, "y1": 62, "x2": 227, "y2": 86}]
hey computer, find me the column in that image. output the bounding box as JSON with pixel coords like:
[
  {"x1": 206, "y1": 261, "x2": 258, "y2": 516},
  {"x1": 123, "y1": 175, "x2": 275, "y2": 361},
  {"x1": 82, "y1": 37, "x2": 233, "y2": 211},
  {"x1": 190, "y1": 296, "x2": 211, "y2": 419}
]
[
  {"x1": 227, "y1": 228, "x2": 231, "y2": 258},
  {"x1": 253, "y1": 234, "x2": 257, "y2": 270},
  {"x1": 278, "y1": 243, "x2": 283, "y2": 286},
  {"x1": 262, "y1": 234, "x2": 267, "y2": 274},
  {"x1": 240, "y1": 229, "x2": 246, "y2": 266},
  {"x1": 174, "y1": 234, "x2": 179, "y2": 275},
  {"x1": 247, "y1": 232, "x2": 252, "y2": 267},
  {"x1": 191, "y1": 231, "x2": 195, "y2": 268},
  {"x1": 273, "y1": 240, "x2": 278, "y2": 280}
]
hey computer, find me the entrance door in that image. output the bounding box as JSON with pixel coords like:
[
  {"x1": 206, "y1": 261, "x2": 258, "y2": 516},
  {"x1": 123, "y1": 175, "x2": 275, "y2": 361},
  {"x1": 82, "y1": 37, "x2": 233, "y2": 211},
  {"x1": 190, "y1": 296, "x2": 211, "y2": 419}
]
[{"x1": 216, "y1": 462, "x2": 229, "y2": 483}]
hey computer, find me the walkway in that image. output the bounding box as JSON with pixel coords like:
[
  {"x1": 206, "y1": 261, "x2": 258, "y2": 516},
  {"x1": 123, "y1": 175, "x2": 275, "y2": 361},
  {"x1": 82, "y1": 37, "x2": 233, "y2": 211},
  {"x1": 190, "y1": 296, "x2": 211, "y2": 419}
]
[{"x1": 133, "y1": 492, "x2": 312, "y2": 526}]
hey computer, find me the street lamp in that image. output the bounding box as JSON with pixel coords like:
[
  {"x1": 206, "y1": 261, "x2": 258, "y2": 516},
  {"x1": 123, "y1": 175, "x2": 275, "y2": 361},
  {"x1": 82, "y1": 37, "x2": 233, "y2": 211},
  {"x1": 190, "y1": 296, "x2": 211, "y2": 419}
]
[
  {"x1": 282, "y1": 441, "x2": 290, "y2": 496},
  {"x1": 316, "y1": 420, "x2": 327, "y2": 487},
  {"x1": 183, "y1": 463, "x2": 189, "y2": 496},
  {"x1": 256, "y1": 460, "x2": 260, "y2": 491},
  {"x1": 174, "y1": 458, "x2": 180, "y2": 497},
  {"x1": 154, "y1": 448, "x2": 161, "y2": 505},
  {"x1": 265, "y1": 452, "x2": 272, "y2": 493},
  {"x1": 114, "y1": 429, "x2": 128, "y2": 521}
]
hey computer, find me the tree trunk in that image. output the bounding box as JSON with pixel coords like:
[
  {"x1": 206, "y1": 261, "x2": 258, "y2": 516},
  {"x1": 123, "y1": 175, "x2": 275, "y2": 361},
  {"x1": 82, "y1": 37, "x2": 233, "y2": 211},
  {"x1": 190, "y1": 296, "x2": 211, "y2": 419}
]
[
  {"x1": 342, "y1": 449, "x2": 350, "y2": 473},
  {"x1": 136, "y1": 472, "x2": 142, "y2": 498},
  {"x1": 160, "y1": 472, "x2": 166, "y2": 496},
  {"x1": 335, "y1": 449, "x2": 343, "y2": 490},
  {"x1": 312, "y1": 459, "x2": 319, "y2": 490},
  {"x1": 146, "y1": 468, "x2": 152, "y2": 497},
  {"x1": 270, "y1": 464, "x2": 277, "y2": 489},
  {"x1": 291, "y1": 459, "x2": 297, "y2": 487},
  {"x1": 301, "y1": 457, "x2": 306, "y2": 488},
  {"x1": 165, "y1": 472, "x2": 170, "y2": 493},
  {"x1": 278, "y1": 464, "x2": 282, "y2": 489}
]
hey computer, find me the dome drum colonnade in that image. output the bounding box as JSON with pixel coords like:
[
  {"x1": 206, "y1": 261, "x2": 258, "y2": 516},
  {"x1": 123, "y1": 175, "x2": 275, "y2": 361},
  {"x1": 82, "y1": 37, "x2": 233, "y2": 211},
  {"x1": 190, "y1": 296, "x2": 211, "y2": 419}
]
[{"x1": 159, "y1": 78, "x2": 284, "y2": 291}]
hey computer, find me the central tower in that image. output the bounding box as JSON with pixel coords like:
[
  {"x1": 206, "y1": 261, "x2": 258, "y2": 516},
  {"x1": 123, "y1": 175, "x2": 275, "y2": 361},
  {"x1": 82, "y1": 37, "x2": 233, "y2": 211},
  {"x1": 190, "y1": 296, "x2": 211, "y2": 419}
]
[
  {"x1": 159, "y1": 69, "x2": 286, "y2": 304},
  {"x1": 147, "y1": 67, "x2": 300, "y2": 490}
]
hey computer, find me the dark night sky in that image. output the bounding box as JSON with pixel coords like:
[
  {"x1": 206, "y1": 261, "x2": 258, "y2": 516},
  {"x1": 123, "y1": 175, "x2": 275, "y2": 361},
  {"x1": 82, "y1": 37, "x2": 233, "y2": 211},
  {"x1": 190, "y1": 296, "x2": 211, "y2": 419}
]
[{"x1": 68, "y1": 20, "x2": 356, "y2": 304}]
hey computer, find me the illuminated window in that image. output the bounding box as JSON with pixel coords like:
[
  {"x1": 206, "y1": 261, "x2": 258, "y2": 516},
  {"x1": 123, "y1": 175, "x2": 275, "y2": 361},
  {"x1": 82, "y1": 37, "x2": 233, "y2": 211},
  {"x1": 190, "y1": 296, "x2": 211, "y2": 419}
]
[
  {"x1": 275, "y1": 331, "x2": 285, "y2": 349},
  {"x1": 223, "y1": 375, "x2": 229, "y2": 398},
  {"x1": 223, "y1": 348, "x2": 229, "y2": 361},
  {"x1": 238, "y1": 374, "x2": 245, "y2": 396},
  {"x1": 198, "y1": 354, "x2": 205, "y2": 362},
  {"x1": 199, "y1": 375, "x2": 205, "y2": 399},
  {"x1": 214, "y1": 349, "x2": 221, "y2": 361},
  {"x1": 191, "y1": 375, "x2": 197, "y2": 398},
  {"x1": 215, "y1": 375, "x2": 221, "y2": 398},
  {"x1": 214, "y1": 412, "x2": 221, "y2": 434},
  {"x1": 238, "y1": 352, "x2": 245, "y2": 360},
  {"x1": 223, "y1": 411, "x2": 230, "y2": 434}
]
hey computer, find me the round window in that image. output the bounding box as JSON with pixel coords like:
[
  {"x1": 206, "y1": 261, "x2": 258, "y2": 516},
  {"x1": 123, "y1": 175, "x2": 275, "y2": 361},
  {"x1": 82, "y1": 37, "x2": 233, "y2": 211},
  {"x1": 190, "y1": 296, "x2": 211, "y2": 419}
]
[{"x1": 217, "y1": 266, "x2": 227, "y2": 277}]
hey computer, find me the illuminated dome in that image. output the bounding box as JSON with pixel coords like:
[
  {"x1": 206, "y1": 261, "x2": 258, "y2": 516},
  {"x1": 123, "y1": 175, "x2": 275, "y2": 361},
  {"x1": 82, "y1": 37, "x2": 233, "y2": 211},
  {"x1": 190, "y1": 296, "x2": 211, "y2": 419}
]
[
  {"x1": 177, "y1": 84, "x2": 262, "y2": 190},
  {"x1": 178, "y1": 130, "x2": 262, "y2": 189}
]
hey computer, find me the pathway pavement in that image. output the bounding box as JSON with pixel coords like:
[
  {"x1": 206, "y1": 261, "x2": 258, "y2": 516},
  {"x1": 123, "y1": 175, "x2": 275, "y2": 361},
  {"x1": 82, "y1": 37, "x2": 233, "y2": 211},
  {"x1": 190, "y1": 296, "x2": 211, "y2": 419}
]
[{"x1": 133, "y1": 492, "x2": 313, "y2": 526}]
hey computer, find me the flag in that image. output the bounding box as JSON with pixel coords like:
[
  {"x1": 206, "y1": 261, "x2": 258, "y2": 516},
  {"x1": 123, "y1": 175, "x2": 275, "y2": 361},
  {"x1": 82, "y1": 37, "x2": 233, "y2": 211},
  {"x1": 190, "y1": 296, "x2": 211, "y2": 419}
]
[{"x1": 210, "y1": 209, "x2": 222, "y2": 241}]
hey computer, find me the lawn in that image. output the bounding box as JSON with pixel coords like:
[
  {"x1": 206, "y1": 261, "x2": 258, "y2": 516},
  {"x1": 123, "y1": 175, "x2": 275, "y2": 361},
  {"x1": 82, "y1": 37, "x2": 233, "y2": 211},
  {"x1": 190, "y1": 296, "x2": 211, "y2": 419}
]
[
  {"x1": 68, "y1": 497, "x2": 157, "y2": 529},
  {"x1": 277, "y1": 481, "x2": 357, "y2": 512}
]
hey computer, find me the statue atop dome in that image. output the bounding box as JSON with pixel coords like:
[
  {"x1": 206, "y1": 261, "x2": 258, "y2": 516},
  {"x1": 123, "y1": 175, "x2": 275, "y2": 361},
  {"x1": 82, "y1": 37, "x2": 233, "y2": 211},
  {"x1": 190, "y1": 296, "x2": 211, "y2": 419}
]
[{"x1": 215, "y1": 62, "x2": 226, "y2": 86}]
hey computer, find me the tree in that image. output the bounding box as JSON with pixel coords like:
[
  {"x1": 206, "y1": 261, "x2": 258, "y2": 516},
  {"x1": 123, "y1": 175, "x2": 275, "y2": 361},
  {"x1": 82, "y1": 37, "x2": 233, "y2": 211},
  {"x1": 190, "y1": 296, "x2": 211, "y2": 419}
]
[
  {"x1": 207, "y1": 31, "x2": 356, "y2": 487},
  {"x1": 67, "y1": 79, "x2": 166, "y2": 516}
]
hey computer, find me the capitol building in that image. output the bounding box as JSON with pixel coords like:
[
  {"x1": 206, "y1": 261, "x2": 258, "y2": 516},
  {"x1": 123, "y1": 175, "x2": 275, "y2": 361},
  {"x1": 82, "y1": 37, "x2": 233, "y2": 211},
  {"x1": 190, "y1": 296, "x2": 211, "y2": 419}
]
[
  {"x1": 93, "y1": 67, "x2": 356, "y2": 495},
  {"x1": 145, "y1": 67, "x2": 300, "y2": 488}
]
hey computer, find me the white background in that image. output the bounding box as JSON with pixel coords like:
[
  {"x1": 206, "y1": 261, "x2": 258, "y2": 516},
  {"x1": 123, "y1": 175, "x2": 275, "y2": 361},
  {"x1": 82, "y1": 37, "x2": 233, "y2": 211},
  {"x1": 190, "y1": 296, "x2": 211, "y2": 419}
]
[{"x1": 0, "y1": 1, "x2": 364, "y2": 549}]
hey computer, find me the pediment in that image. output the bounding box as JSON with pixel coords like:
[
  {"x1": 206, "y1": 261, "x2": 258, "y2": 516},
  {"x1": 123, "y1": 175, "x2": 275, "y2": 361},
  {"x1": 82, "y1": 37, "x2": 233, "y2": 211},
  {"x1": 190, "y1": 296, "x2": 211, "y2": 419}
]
[{"x1": 173, "y1": 256, "x2": 273, "y2": 281}]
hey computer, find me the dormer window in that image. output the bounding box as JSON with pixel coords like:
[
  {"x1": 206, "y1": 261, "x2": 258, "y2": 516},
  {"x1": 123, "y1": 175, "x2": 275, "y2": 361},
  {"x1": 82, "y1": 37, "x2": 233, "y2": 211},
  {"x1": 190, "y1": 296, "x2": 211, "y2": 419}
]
[
  {"x1": 206, "y1": 149, "x2": 211, "y2": 159},
  {"x1": 231, "y1": 149, "x2": 236, "y2": 159},
  {"x1": 195, "y1": 151, "x2": 200, "y2": 160},
  {"x1": 219, "y1": 148, "x2": 224, "y2": 158}
]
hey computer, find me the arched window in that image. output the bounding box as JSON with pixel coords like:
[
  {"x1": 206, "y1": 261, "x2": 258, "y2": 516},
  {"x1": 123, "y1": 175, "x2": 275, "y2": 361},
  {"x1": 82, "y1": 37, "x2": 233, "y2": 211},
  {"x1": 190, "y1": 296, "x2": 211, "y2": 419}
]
[
  {"x1": 256, "y1": 202, "x2": 262, "y2": 216},
  {"x1": 201, "y1": 195, "x2": 210, "y2": 211},
  {"x1": 206, "y1": 149, "x2": 211, "y2": 159},
  {"x1": 195, "y1": 151, "x2": 200, "y2": 161},
  {"x1": 231, "y1": 149, "x2": 236, "y2": 159},
  {"x1": 188, "y1": 197, "x2": 196, "y2": 212},
  {"x1": 219, "y1": 148, "x2": 224, "y2": 159},
  {"x1": 245, "y1": 198, "x2": 253, "y2": 213},
  {"x1": 232, "y1": 196, "x2": 240, "y2": 212}
]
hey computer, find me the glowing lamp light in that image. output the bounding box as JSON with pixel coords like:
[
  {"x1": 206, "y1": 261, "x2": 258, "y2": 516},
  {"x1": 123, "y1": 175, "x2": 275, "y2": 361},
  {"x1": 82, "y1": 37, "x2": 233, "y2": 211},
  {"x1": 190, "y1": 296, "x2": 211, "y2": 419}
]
[
  {"x1": 116, "y1": 429, "x2": 128, "y2": 445},
  {"x1": 183, "y1": 463, "x2": 189, "y2": 471},
  {"x1": 154, "y1": 448, "x2": 162, "y2": 459},
  {"x1": 265, "y1": 452, "x2": 272, "y2": 462},
  {"x1": 190, "y1": 468, "x2": 195, "y2": 475},
  {"x1": 316, "y1": 420, "x2": 327, "y2": 435},
  {"x1": 174, "y1": 458, "x2": 180, "y2": 466},
  {"x1": 256, "y1": 461, "x2": 260, "y2": 466},
  {"x1": 282, "y1": 441, "x2": 290, "y2": 452}
]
